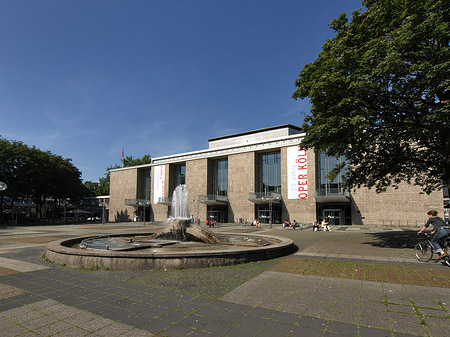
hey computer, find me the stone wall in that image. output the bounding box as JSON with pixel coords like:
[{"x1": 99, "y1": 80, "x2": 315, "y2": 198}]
[
  {"x1": 351, "y1": 183, "x2": 443, "y2": 227},
  {"x1": 228, "y1": 152, "x2": 256, "y2": 223},
  {"x1": 109, "y1": 168, "x2": 138, "y2": 222},
  {"x1": 186, "y1": 159, "x2": 208, "y2": 221}
]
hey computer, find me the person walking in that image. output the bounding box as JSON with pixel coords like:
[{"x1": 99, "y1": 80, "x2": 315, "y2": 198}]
[{"x1": 418, "y1": 210, "x2": 450, "y2": 259}]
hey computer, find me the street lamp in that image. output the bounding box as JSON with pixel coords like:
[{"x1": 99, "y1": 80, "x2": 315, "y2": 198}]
[{"x1": 99, "y1": 201, "x2": 106, "y2": 225}]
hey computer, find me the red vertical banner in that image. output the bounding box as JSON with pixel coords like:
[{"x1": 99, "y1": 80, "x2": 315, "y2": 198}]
[{"x1": 287, "y1": 146, "x2": 308, "y2": 199}]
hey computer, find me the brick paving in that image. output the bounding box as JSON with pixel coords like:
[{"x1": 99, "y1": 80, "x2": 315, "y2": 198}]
[{"x1": 0, "y1": 223, "x2": 448, "y2": 336}]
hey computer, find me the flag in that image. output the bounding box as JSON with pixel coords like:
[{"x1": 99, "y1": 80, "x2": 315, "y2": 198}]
[{"x1": 122, "y1": 148, "x2": 124, "y2": 167}]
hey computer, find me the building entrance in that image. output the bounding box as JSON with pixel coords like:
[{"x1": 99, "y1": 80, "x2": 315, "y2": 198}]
[
  {"x1": 323, "y1": 209, "x2": 344, "y2": 226},
  {"x1": 318, "y1": 203, "x2": 351, "y2": 226},
  {"x1": 207, "y1": 206, "x2": 228, "y2": 224},
  {"x1": 257, "y1": 205, "x2": 281, "y2": 225}
]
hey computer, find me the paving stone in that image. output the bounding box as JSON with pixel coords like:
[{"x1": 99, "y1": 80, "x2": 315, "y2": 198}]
[
  {"x1": 94, "y1": 322, "x2": 134, "y2": 336},
  {"x1": 177, "y1": 314, "x2": 210, "y2": 328},
  {"x1": 237, "y1": 314, "x2": 268, "y2": 330},
  {"x1": 326, "y1": 321, "x2": 358, "y2": 335},
  {"x1": 139, "y1": 317, "x2": 172, "y2": 334},
  {"x1": 64, "y1": 310, "x2": 100, "y2": 325},
  {"x1": 74, "y1": 300, "x2": 102, "y2": 310},
  {"x1": 188, "y1": 296, "x2": 214, "y2": 307},
  {"x1": 194, "y1": 305, "x2": 223, "y2": 318},
  {"x1": 270, "y1": 310, "x2": 299, "y2": 324},
  {"x1": 10, "y1": 309, "x2": 46, "y2": 323},
  {"x1": 247, "y1": 307, "x2": 276, "y2": 319},
  {"x1": 359, "y1": 314, "x2": 391, "y2": 330},
  {"x1": 89, "y1": 303, "x2": 118, "y2": 316},
  {"x1": 51, "y1": 326, "x2": 92, "y2": 336},
  {"x1": 261, "y1": 319, "x2": 295, "y2": 335},
  {"x1": 102, "y1": 308, "x2": 131, "y2": 321},
  {"x1": 297, "y1": 316, "x2": 327, "y2": 330},
  {"x1": 0, "y1": 301, "x2": 25, "y2": 312},
  {"x1": 223, "y1": 324, "x2": 259, "y2": 337},
  {"x1": 389, "y1": 312, "x2": 425, "y2": 335},
  {"x1": 176, "y1": 302, "x2": 202, "y2": 313},
  {"x1": 32, "y1": 320, "x2": 74, "y2": 336},
  {"x1": 119, "y1": 327, "x2": 155, "y2": 336},
  {"x1": 188, "y1": 329, "x2": 214, "y2": 337},
  {"x1": 78, "y1": 316, "x2": 116, "y2": 331},
  {"x1": 424, "y1": 323, "x2": 450, "y2": 337},
  {"x1": 0, "y1": 317, "x2": 16, "y2": 329},
  {"x1": 358, "y1": 326, "x2": 392, "y2": 337},
  {"x1": 290, "y1": 325, "x2": 324, "y2": 337},
  {"x1": 392, "y1": 332, "x2": 420, "y2": 337},
  {"x1": 122, "y1": 310, "x2": 153, "y2": 326},
  {"x1": 2, "y1": 323, "x2": 32, "y2": 336},
  {"x1": 0, "y1": 305, "x2": 35, "y2": 319},
  {"x1": 254, "y1": 330, "x2": 281, "y2": 337},
  {"x1": 158, "y1": 309, "x2": 188, "y2": 322},
  {"x1": 200, "y1": 319, "x2": 234, "y2": 335},
  {"x1": 216, "y1": 309, "x2": 244, "y2": 323}
]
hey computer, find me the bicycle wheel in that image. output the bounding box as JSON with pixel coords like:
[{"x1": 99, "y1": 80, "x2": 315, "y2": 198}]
[
  {"x1": 414, "y1": 241, "x2": 433, "y2": 262},
  {"x1": 444, "y1": 257, "x2": 450, "y2": 267}
]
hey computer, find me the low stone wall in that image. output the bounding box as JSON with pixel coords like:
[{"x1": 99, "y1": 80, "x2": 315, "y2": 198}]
[{"x1": 45, "y1": 233, "x2": 295, "y2": 271}]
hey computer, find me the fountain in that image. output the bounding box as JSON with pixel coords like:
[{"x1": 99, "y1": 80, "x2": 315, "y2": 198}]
[{"x1": 45, "y1": 185, "x2": 295, "y2": 270}]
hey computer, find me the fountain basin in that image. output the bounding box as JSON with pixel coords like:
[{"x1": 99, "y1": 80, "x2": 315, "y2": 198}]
[{"x1": 45, "y1": 232, "x2": 295, "y2": 270}]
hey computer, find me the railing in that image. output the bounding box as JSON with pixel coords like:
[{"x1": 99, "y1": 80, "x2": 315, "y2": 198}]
[
  {"x1": 124, "y1": 199, "x2": 151, "y2": 206},
  {"x1": 198, "y1": 194, "x2": 229, "y2": 203},
  {"x1": 157, "y1": 197, "x2": 172, "y2": 205},
  {"x1": 248, "y1": 192, "x2": 282, "y2": 201},
  {"x1": 315, "y1": 188, "x2": 350, "y2": 197}
]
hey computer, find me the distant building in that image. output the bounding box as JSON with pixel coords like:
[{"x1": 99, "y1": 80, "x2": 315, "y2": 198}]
[{"x1": 109, "y1": 125, "x2": 443, "y2": 226}]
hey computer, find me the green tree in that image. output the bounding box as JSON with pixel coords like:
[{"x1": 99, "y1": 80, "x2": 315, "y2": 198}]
[
  {"x1": 0, "y1": 137, "x2": 86, "y2": 223},
  {"x1": 89, "y1": 154, "x2": 152, "y2": 196},
  {"x1": 292, "y1": 0, "x2": 450, "y2": 193}
]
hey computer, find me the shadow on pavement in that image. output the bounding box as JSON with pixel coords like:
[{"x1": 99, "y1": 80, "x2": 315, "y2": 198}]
[{"x1": 363, "y1": 230, "x2": 422, "y2": 249}]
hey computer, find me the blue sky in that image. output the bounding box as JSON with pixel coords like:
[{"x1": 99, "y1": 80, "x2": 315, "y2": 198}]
[{"x1": 0, "y1": 0, "x2": 364, "y2": 182}]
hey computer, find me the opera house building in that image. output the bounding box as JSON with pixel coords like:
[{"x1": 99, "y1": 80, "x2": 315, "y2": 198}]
[{"x1": 109, "y1": 125, "x2": 442, "y2": 227}]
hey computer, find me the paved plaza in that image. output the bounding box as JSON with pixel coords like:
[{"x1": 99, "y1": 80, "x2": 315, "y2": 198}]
[{"x1": 0, "y1": 223, "x2": 449, "y2": 337}]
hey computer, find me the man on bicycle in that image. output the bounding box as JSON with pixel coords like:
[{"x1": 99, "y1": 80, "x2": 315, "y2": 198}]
[{"x1": 418, "y1": 210, "x2": 450, "y2": 259}]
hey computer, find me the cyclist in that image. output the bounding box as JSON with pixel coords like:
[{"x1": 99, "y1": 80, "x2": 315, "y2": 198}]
[{"x1": 418, "y1": 210, "x2": 450, "y2": 259}]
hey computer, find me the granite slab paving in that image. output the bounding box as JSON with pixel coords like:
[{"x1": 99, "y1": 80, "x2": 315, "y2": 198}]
[{"x1": 0, "y1": 223, "x2": 448, "y2": 336}]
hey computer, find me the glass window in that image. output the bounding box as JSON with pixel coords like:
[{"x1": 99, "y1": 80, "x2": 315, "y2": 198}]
[
  {"x1": 174, "y1": 164, "x2": 186, "y2": 187},
  {"x1": 318, "y1": 152, "x2": 347, "y2": 194},
  {"x1": 143, "y1": 168, "x2": 151, "y2": 200},
  {"x1": 259, "y1": 152, "x2": 281, "y2": 194},
  {"x1": 213, "y1": 159, "x2": 228, "y2": 196}
]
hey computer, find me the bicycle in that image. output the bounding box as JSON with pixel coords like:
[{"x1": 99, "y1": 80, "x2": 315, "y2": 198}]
[{"x1": 414, "y1": 232, "x2": 450, "y2": 267}]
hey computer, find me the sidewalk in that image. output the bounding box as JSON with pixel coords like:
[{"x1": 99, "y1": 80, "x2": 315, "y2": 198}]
[{"x1": 0, "y1": 223, "x2": 448, "y2": 337}]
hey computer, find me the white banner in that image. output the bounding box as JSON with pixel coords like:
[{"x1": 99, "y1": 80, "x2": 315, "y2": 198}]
[
  {"x1": 153, "y1": 165, "x2": 166, "y2": 204},
  {"x1": 287, "y1": 146, "x2": 308, "y2": 199}
]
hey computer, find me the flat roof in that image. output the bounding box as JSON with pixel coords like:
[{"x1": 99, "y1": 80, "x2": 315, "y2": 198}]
[{"x1": 208, "y1": 124, "x2": 302, "y2": 142}]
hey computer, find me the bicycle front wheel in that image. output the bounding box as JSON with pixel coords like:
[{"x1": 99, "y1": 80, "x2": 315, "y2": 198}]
[{"x1": 414, "y1": 241, "x2": 433, "y2": 262}]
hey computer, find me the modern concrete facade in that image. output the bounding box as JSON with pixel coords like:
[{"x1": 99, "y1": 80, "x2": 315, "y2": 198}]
[{"x1": 109, "y1": 125, "x2": 443, "y2": 226}]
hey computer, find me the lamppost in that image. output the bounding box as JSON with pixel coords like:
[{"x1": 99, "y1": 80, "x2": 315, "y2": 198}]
[
  {"x1": 269, "y1": 197, "x2": 273, "y2": 229},
  {"x1": 99, "y1": 201, "x2": 106, "y2": 225},
  {"x1": 0, "y1": 182, "x2": 6, "y2": 227}
]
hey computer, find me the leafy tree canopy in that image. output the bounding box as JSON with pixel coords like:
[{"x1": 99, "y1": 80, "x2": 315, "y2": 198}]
[
  {"x1": 0, "y1": 137, "x2": 86, "y2": 222},
  {"x1": 84, "y1": 154, "x2": 151, "y2": 196},
  {"x1": 293, "y1": 0, "x2": 450, "y2": 194}
]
